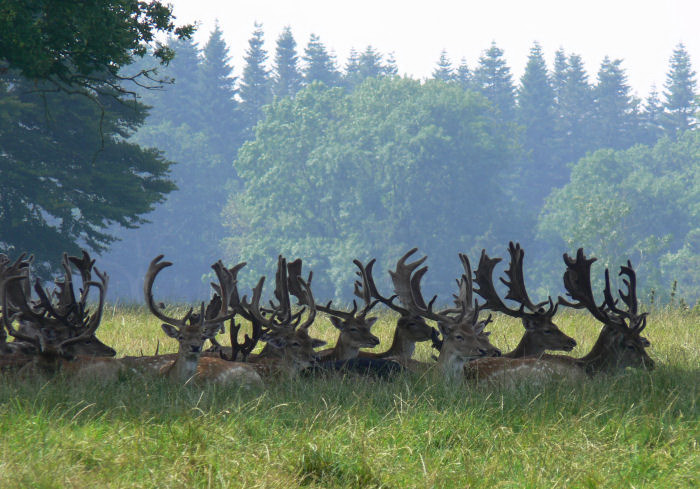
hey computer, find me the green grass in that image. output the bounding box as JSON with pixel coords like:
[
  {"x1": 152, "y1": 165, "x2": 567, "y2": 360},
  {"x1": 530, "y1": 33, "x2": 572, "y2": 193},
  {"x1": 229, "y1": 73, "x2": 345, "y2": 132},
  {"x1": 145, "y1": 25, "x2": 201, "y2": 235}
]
[{"x1": 1, "y1": 307, "x2": 698, "y2": 488}]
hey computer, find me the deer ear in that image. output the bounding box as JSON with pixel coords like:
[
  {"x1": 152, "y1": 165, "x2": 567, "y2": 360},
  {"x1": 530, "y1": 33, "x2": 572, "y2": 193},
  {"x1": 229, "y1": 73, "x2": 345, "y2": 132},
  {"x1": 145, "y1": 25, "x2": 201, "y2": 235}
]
[
  {"x1": 365, "y1": 317, "x2": 378, "y2": 328},
  {"x1": 161, "y1": 323, "x2": 179, "y2": 339},
  {"x1": 329, "y1": 316, "x2": 344, "y2": 330},
  {"x1": 311, "y1": 339, "x2": 327, "y2": 348}
]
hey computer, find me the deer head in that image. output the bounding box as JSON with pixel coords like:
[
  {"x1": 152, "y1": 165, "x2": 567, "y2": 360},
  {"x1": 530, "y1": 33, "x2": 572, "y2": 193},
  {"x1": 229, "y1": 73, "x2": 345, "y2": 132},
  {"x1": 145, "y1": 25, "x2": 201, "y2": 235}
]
[
  {"x1": 354, "y1": 258, "x2": 436, "y2": 345},
  {"x1": 389, "y1": 249, "x2": 499, "y2": 377},
  {"x1": 288, "y1": 258, "x2": 379, "y2": 361},
  {"x1": 559, "y1": 249, "x2": 654, "y2": 373},
  {"x1": 244, "y1": 256, "x2": 326, "y2": 372},
  {"x1": 1, "y1": 251, "x2": 113, "y2": 374},
  {"x1": 144, "y1": 255, "x2": 234, "y2": 381},
  {"x1": 473, "y1": 242, "x2": 577, "y2": 357}
]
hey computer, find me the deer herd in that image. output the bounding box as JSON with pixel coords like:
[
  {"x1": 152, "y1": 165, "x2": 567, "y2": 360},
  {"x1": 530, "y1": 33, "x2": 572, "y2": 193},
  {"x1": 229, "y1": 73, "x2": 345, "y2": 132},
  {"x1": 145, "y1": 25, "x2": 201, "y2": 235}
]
[{"x1": 0, "y1": 242, "x2": 654, "y2": 389}]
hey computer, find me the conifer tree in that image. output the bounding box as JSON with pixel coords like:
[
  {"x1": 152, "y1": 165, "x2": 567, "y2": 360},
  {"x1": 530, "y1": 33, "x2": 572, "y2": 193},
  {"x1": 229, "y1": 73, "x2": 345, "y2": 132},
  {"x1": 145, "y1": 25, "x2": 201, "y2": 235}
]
[
  {"x1": 432, "y1": 50, "x2": 454, "y2": 82},
  {"x1": 239, "y1": 23, "x2": 272, "y2": 131},
  {"x1": 200, "y1": 24, "x2": 241, "y2": 152},
  {"x1": 273, "y1": 26, "x2": 303, "y2": 99},
  {"x1": 359, "y1": 46, "x2": 384, "y2": 79},
  {"x1": 384, "y1": 52, "x2": 399, "y2": 77},
  {"x1": 592, "y1": 56, "x2": 639, "y2": 149},
  {"x1": 555, "y1": 53, "x2": 594, "y2": 164},
  {"x1": 663, "y1": 43, "x2": 697, "y2": 136},
  {"x1": 640, "y1": 86, "x2": 665, "y2": 145},
  {"x1": 456, "y1": 58, "x2": 471, "y2": 90},
  {"x1": 343, "y1": 48, "x2": 362, "y2": 89},
  {"x1": 303, "y1": 34, "x2": 341, "y2": 86},
  {"x1": 517, "y1": 42, "x2": 559, "y2": 197},
  {"x1": 551, "y1": 48, "x2": 568, "y2": 104},
  {"x1": 473, "y1": 42, "x2": 516, "y2": 121}
]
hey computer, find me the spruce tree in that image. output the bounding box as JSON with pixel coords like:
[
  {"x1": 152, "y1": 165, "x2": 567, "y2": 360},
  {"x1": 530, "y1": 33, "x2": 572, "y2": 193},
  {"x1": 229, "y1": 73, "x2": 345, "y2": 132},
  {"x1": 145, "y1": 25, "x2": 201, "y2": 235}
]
[
  {"x1": 200, "y1": 24, "x2": 242, "y2": 152},
  {"x1": 456, "y1": 58, "x2": 471, "y2": 90},
  {"x1": 640, "y1": 86, "x2": 665, "y2": 145},
  {"x1": 663, "y1": 43, "x2": 697, "y2": 137},
  {"x1": 384, "y1": 52, "x2": 399, "y2": 77},
  {"x1": 516, "y1": 42, "x2": 559, "y2": 199},
  {"x1": 592, "y1": 56, "x2": 639, "y2": 150},
  {"x1": 473, "y1": 42, "x2": 516, "y2": 121},
  {"x1": 239, "y1": 23, "x2": 272, "y2": 131},
  {"x1": 343, "y1": 48, "x2": 362, "y2": 89},
  {"x1": 359, "y1": 46, "x2": 384, "y2": 79},
  {"x1": 273, "y1": 26, "x2": 303, "y2": 99},
  {"x1": 555, "y1": 53, "x2": 594, "y2": 164},
  {"x1": 432, "y1": 50, "x2": 454, "y2": 82},
  {"x1": 303, "y1": 34, "x2": 341, "y2": 87}
]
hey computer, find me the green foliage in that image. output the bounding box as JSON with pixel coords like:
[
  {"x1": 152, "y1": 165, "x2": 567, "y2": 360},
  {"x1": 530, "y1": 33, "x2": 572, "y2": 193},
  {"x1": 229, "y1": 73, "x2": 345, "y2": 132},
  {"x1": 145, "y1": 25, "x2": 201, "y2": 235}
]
[
  {"x1": 538, "y1": 131, "x2": 700, "y2": 302},
  {"x1": 0, "y1": 0, "x2": 193, "y2": 94},
  {"x1": 0, "y1": 71, "x2": 174, "y2": 277},
  {"x1": 225, "y1": 78, "x2": 519, "y2": 298}
]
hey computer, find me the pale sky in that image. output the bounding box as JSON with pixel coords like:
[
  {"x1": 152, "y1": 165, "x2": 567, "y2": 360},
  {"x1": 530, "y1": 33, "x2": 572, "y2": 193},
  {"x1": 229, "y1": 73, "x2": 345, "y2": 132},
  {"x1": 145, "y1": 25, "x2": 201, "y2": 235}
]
[{"x1": 169, "y1": 0, "x2": 699, "y2": 98}]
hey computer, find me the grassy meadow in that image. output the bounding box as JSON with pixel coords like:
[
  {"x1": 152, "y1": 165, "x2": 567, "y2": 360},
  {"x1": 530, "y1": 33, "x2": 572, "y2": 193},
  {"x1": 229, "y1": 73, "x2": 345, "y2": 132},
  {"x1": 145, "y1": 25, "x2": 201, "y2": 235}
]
[{"x1": 0, "y1": 306, "x2": 698, "y2": 488}]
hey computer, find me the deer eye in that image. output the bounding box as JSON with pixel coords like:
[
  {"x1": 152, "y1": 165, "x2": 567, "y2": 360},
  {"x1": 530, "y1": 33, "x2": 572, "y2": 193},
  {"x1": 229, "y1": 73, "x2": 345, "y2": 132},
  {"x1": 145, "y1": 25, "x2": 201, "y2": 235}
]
[
  {"x1": 291, "y1": 342, "x2": 301, "y2": 347},
  {"x1": 455, "y1": 335, "x2": 464, "y2": 341},
  {"x1": 625, "y1": 344, "x2": 636, "y2": 351}
]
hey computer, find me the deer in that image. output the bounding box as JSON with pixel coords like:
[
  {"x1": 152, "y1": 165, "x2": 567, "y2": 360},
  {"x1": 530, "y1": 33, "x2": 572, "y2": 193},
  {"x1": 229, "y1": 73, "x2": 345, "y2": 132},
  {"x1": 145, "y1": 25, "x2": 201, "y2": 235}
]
[
  {"x1": 0, "y1": 252, "x2": 115, "y2": 361},
  {"x1": 119, "y1": 255, "x2": 263, "y2": 388},
  {"x1": 464, "y1": 249, "x2": 654, "y2": 384},
  {"x1": 1, "y1": 251, "x2": 115, "y2": 379},
  {"x1": 285, "y1": 258, "x2": 382, "y2": 363},
  {"x1": 388, "y1": 249, "x2": 500, "y2": 378},
  {"x1": 472, "y1": 242, "x2": 577, "y2": 358},
  {"x1": 352, "y1": 258, "x2": 439, "y2": 361},
  {"x1": 234, "y1": 256, "x2": 326, "y2": 376}
]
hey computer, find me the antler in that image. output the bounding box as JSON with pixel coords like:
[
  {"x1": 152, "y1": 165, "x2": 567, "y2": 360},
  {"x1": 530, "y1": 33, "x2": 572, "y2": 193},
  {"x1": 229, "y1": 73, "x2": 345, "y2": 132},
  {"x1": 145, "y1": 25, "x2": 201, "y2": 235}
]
[
  {"x1": 289, "y1": 257, "x2": 379, "y2": 322},
  {"x1": 474, "y1": 243, "x2": 558, "y2": 320},
  {"x1": 353, "y1": 258, "x2": 406, "y2": 315},
  {"x1": 558, "y1": 248, "x2": 611, "y2": 324},
  {"x1": 144, "y1": 255, "x2": 233, "y2": 330},
  {"x1": 603, "y1": 261, "x2": 647, "y2": 332}
]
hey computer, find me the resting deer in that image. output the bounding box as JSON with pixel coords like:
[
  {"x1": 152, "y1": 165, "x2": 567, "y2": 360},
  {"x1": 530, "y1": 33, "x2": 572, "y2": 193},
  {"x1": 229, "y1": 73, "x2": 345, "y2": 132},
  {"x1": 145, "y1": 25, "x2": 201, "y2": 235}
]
[
  {"x1": 287, "y1": 258, "x2": 382, "y2": 362},
  {"x1": 472, "y1": 242, "x2": 577, "y2": 358},
  {"x1": 465, "y1": 249, "x2": 654, "y2": 383},
  {"x1": 236, "y1": 256, "x2": 326, "y2": 375},
  {"x1": 0, "y1": 252, "x2": 115, "y2": 360},
  {"x1": 352, "y1": 258, "x2": 438, "y2": 361},
  {"x1": 1, "y1": 251, "x2": 115, "y2": 379},
  {"x1": 389, "y1": 249, "x2": 499, "y2": 378},
  {"x1": 120, "y1": 255, "x2": 263, "y2": 388}
]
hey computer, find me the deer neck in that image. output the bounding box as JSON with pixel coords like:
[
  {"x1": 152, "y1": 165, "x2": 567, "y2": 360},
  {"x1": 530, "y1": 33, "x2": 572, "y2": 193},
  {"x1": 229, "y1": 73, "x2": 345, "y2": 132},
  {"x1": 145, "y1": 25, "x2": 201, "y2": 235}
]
[
  {"x1": 166, "y1": 351, "x2": 200, "y2": 382},
  {"x1": 436, "y1": 347, "x2": 467, "y2": 379},
  {"x1": 575, "y1": 326, "x2": 618, "y2": 374},
  {"x1": 363, "y1": 326, "x2": 415, "y2": 359},
  {"x1": 504, "y1": 333, "x2": 543, "y2": 359},
  {"x1": 326, "y1": 334, "x2": 361, "y2": 362}
]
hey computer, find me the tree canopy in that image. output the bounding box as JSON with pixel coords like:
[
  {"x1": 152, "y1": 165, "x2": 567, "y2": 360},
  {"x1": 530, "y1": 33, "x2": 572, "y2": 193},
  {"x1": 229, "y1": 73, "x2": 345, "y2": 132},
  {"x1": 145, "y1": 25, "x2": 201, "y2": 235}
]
[{"x1": 0, "y1": 0, "x2": 194, "y2": 95}]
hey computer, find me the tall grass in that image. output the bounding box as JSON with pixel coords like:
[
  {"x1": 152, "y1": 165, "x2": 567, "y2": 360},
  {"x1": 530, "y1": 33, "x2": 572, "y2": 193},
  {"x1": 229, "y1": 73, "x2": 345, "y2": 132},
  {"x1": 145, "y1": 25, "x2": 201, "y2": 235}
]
[{"x1": 0, "y1": 308, "x2": 698, "y2": 488}]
